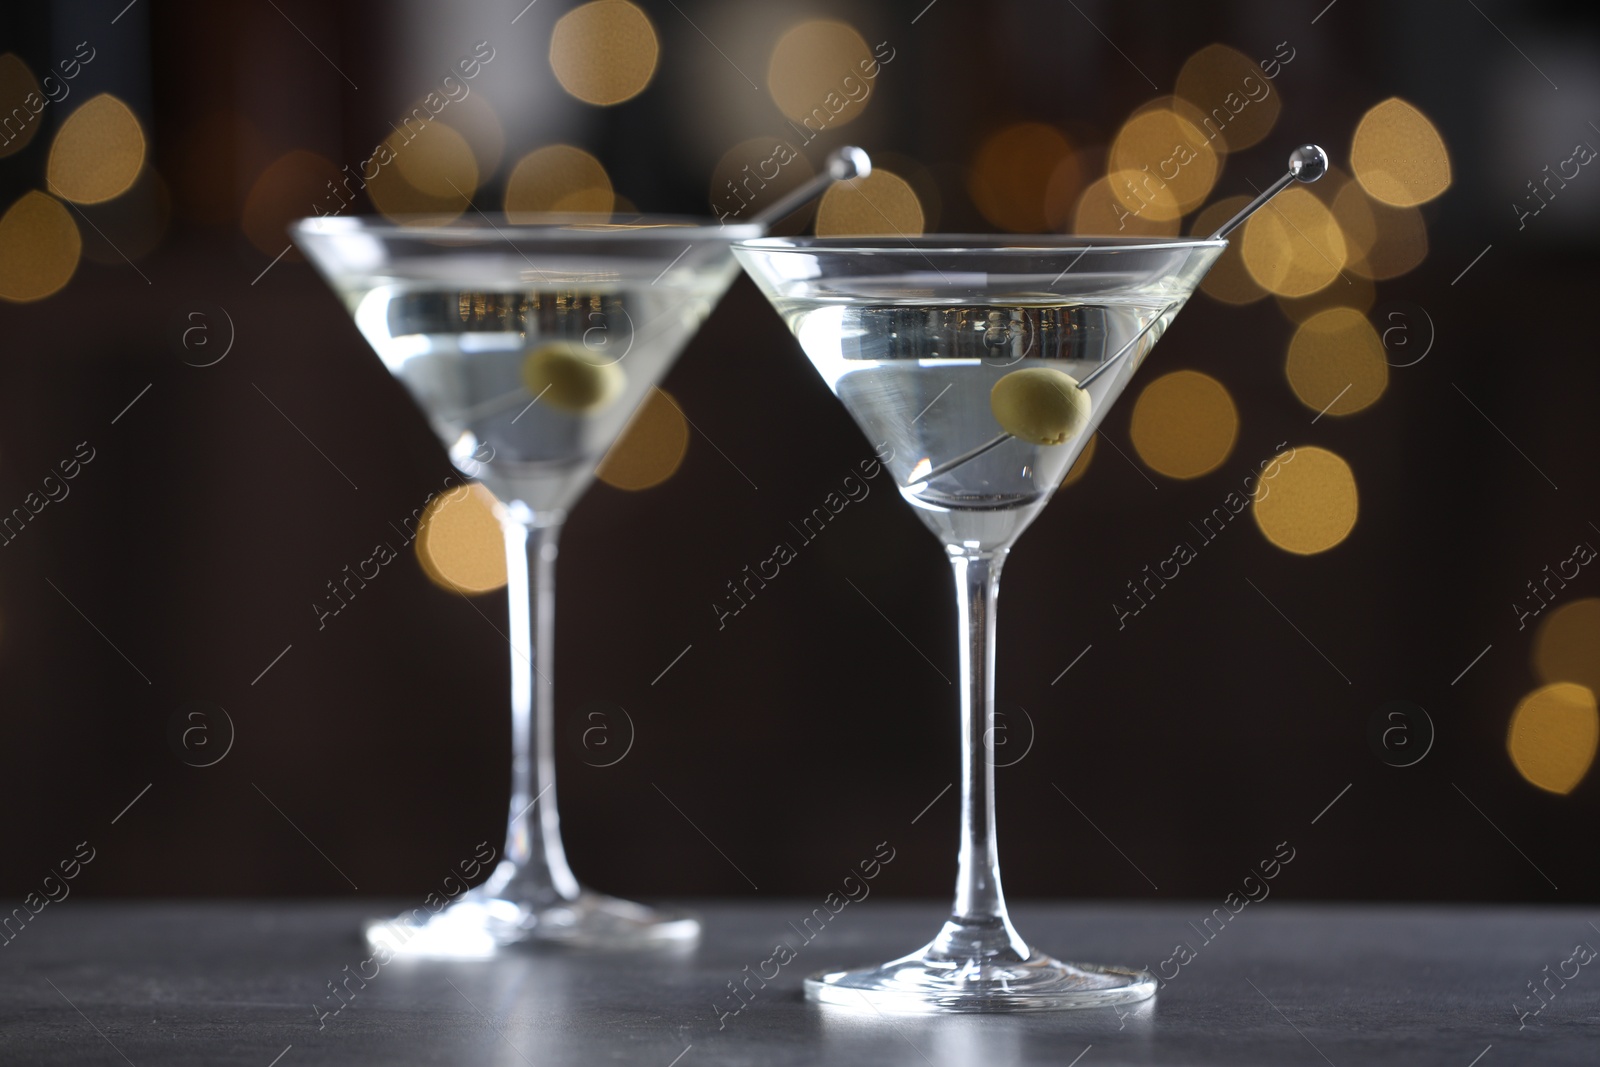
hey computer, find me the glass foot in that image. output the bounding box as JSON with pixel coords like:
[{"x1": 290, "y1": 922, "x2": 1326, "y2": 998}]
[
  {"x1": 363, "y1": 889, "x2": 699, "y2": 958},
  {"x1": 805, "y1": 944, "x2": 1156, "y2": 1013}
]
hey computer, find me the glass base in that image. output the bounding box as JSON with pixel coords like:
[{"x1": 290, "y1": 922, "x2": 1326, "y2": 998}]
[
  {"x1": 805, "y1": 943, "x2": 1156, "y2": 1013},
  {"x1": 363, "y1": 889, "x2": 699, "y2": 958}
]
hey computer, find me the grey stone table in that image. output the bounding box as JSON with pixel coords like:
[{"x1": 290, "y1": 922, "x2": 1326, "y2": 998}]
[{"x1": 0, "y1": 901, "x2": 1593, "y2": 1065}]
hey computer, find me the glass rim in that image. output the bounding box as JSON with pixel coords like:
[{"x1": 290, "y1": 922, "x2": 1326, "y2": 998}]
[
  {"x1": 733, "y1": 234, "x2": 1229, "y2": 254},
  {"x1": 293, "y1": 213, "x2": 767, "y2": 242}
]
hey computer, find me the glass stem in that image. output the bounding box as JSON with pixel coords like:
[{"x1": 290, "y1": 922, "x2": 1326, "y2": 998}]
[
  {"x1": 931, "y1": 548, "x2": 1029, "y2": 962},
  {"x1": 484, "y1": 510, "x2": 580, "y2": 903}
]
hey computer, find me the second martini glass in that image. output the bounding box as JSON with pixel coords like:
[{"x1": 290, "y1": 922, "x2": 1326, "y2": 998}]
[
  {"x1": 295, "y1": 215, "x2": 763, "y2": 954},
  {"x1": 734, "y1": 234, "x2": 1225, "y2": 1009}
]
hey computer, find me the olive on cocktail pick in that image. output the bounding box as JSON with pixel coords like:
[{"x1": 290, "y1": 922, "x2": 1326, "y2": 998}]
[
  {"x1": 990, "y1": 367, "x2": 1092, "y2": 445},
  {"x1": 510, "y1": 147, "x2": 874, "y2": 422},
  {"x1": 521, "y1": 343, "x2": 625, "y2": 414},
  {"x1": 905, "y1": 144, "x2": 1332, "y2": 488}
]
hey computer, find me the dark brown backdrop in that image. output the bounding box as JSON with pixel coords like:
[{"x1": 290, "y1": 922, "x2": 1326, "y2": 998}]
[{"x1": 1, "y1": 0, "x2": 1597, "y2": 906}]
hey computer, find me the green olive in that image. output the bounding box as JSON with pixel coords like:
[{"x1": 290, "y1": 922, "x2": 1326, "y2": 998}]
[
  {"x1": 989, "y1": 367, "x2": 1091, "y2": 445},
  {"x1": 521, "y1": 344, "x2": 625, "y2": 414}
]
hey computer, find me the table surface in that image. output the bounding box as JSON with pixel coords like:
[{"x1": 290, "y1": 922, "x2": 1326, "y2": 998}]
[{"x1": 0, "y1": 901, "x2": 1593, "y2": 1065}]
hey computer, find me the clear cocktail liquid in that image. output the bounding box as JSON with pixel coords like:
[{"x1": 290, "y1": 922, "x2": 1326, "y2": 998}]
[
  {"x1": 341, "y1": 274, "x2": 725, "y2": 512},
  {"x1": 783, "y1": 299, "x2": 1173, "y2": 544}
]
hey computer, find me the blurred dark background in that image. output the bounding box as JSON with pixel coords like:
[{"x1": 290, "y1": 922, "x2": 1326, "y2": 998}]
[{"x1": 1, "y1": 0, "x2": 1598, "y2": 908}]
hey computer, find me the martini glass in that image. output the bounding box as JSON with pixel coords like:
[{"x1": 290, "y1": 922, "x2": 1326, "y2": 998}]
[
  {"x1": 733, "y1": 234, "x2": 1226, "y2": 1010},
  {"x1": 294, "y1": 214, "x2": 763, "y2": 954}
]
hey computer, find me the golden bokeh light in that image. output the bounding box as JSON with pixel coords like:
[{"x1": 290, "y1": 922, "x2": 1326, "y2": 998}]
[
  {"x1": 417, "y1": 483, "x2": 508, "y2": 595},
  {"x1": 815, "y1": 169, "x2": 924, "y2": 236},
  {"x1": 1239, "y1": 185, "x2": 1347, "y2": 297},
  {"x1": 711, "y1": 137, "x2": 814, "y2": 224},
  {"x1": 393, "y1": 122, "x2": 478, "y2": 199},
  {"x1": 0, "y1": 53, "x2": 43, "y2": 158},
  {"x1": 1297, "y1": 164, "x2": 1400, "y2": 289},
  {"x1": 1275, "y1": 269, "x2": 1375, "y2": 323},
  {"x1": 876, "y1": 152, "x2": 942, "y2": 231},
  {"x1": 1321, "y1": 166, "x2": 1371, "y2": 253},
  {"x1": 1127, "y1": 93, "x2": 1213, "y2": 127},
  {"x1": 365, "y1": 128, "x2": 472, "y2": 225},
  {"x1": 1317, "y1": 165, "x2": 1421, "y2": 280},
  {"x1": 550, "y1": 0, "x2": 659, "y2": 106},
  {"x1": 1285, "y1": 307, "x2": 1388, "y2": 416},
  {"x1": 243, "y1": 150, "x2": 341, "y2": 256},
  {"x1": 1074, "y1": 173, "x2": 1179, "y2": 237},
  {"x1": 47, "y1": 93, "x2": 145, "y2": 204},
  {"x1": 1351, "y1": 97, "x2": 1451, "y2": 207},
  {"x1": 1174, "y1": 44, "x2": 1280, "y2": 152},
  {"x1": 1129, "y1": 370, "x2": 1238, "y2": 479},
  {"x1": 1191, "y1": 195, "x2": 1267, "y2": 305},
  {"x1": 970, "y1": 122, "x2": 1073, "y2": 233},
  {"x1": 0, "y1": 191, "x2": 81, "y2": 303},
  {"x1": 1342, "y1": 186, "x2": 1428, "y2": 280},
  {"x1": 1109, "y1": 107, "x2": 1221, "y2": 220},
  {"x1": 596, "y1": 387, "x2": 690, "y2": 491},
  {"x1": 1534, "y1": 597, "x2": 1600, "y2": 697},
  {"x1": 1043, "y1": 152, "x2": 1083, "y2": 231},
  {"x1": 1507, "y1": 682, "x2": 1598, "y2": 796},
  {"x1": 768, "y1": 20, "x2": 874, "y2": 129},
  {"x1": 439, "y1": 91, "x2": 505, "y2": 177},
  {"x1": 1059, "y1": 433, "x2": 1097, "y2": 488},
  {"x1": 1105, "y1": 168, "x2": 1186, "y2": 226},
  {"x1": 505, "y1": 144, "x2": 613, "y2": 220},
  {"x1": 1253, "y1": 445, "x2": 1357, "y2": 555}
]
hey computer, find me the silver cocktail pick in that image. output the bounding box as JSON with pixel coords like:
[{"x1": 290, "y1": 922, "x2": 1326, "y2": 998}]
[
  {"x1": 907, "y1": 145, "x2": 1328, "y2": 487},
  {"x1": 441, "y1": 147, "x2": 872, "y2": 425},
  {"x1": 748, "y1": 146, "x2": 871, "y2": 228},
  {"x1": 1207, "y1": 144, "x2": 1328, "y2": 239}
]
